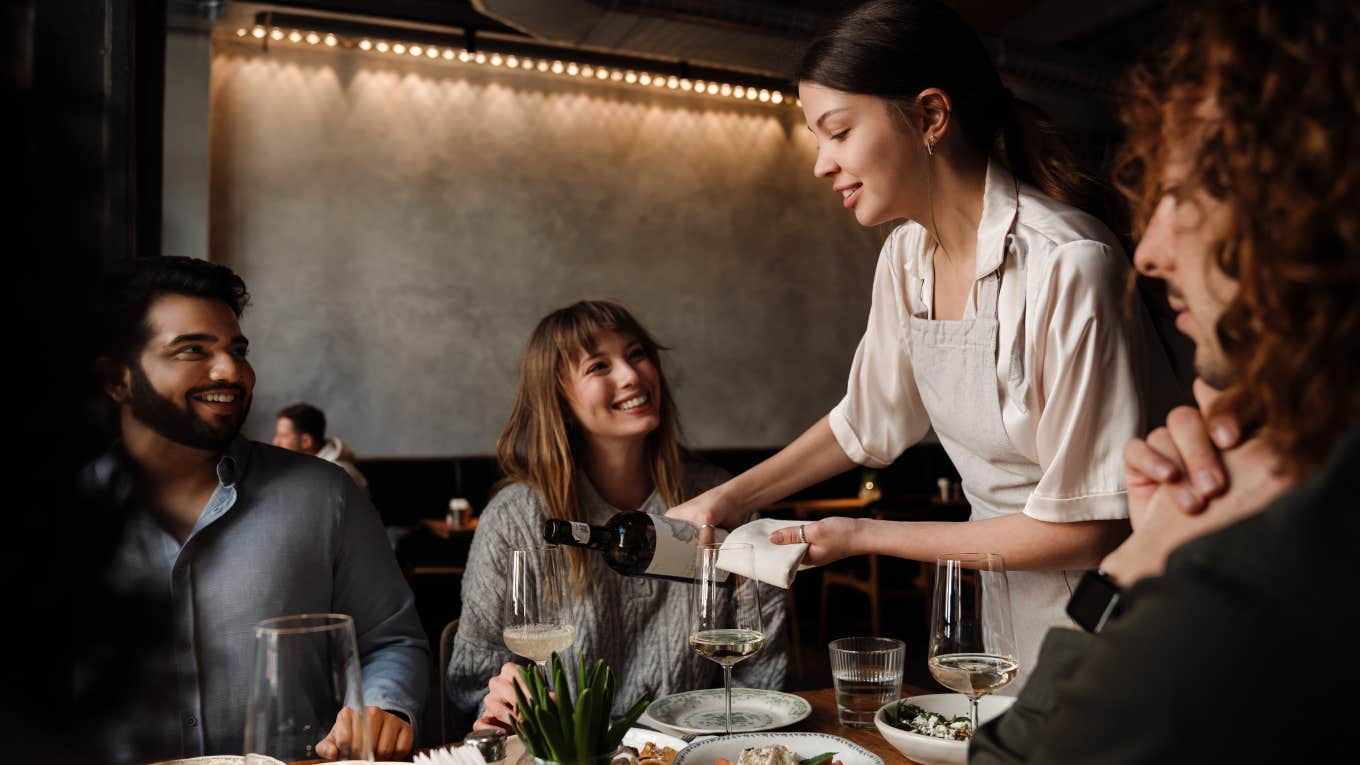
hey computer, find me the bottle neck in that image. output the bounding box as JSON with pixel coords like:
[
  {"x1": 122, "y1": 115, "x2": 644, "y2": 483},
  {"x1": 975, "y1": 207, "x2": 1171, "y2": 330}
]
[{"x1": 542, "y1": 518, "x2": 613, "y2": 550}]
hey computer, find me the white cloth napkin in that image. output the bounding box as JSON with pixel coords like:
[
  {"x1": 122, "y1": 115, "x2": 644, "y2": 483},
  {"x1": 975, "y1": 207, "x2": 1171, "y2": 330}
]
[
  {"x1": 717, "y1": 518, "x2": 813, "y2": 589},
  {"x1": 414, "y1": 745, "x2": 488, "y2": 765}
]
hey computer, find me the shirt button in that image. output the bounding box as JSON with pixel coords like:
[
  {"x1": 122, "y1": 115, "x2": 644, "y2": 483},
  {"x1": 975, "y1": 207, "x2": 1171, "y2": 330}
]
[{"x1": 184, "y1": 714, "x2": 197, "y2": 727}]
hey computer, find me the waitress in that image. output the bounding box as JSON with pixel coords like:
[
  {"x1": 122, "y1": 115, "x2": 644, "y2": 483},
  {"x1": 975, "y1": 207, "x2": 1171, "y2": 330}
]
[{"x1": 668, "y1": 0, "x2": 1187, "y2": 690}]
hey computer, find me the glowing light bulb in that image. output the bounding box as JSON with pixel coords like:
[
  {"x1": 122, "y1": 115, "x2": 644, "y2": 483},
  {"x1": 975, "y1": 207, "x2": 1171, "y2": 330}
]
[
  {"x1": 707, "y1": 83, "x2": 719, "y2": 95},
  {"x1": 758, "y1": 89, "x2": 770, "y2": 102},
  {"x1": 458, "y1": 50, "x2": 472, "y2": 62},
  {"x1": 270, "y1": 28, "x2": 284, "y2": 41},
  {"x1": 551, "y1": 60, "x2": 564, "y2": 73},
  {"x1": 654, "y1": 77, "x2": 666, "y2": 88},
  {"x1": 680, "y1": 78, "x2": 692, "y2": 91},
  {"x1": 522, "y1": 58, "x2": 534, "y2": 69},
  {"x1": 444, "y1": 49, "x2": 456, "y2": 60},
  {"x1": 610, "y1": 69, "x2": 623, "y2": 81},
  {"x1": 426, "y1": 47, "x2": 439, "y2": 58},
  {"x1": 538, "y1": 60, "x2": 549, "y2": 72},
  {"x1": 566, "y1": 62, "x2": 578, "y2": 75},
  {"x1": 733, "y1": 86, "x2": 745, "y2": 99},
  {"x1": 376, "y1": 41, "x2": 389, "y2": 52},
  {"x1": 305, "y1": 32, "x2": 320, "y2": 45},
  {"x1": 236, "y1": 28, "x2": 247, "y2": 37},
  {"x1": 580, "y1": 65, "x2": 593, "y2": 77},
  {"x1": 359, "y1": 39, "x2": 372, "y2": 50},
  {"x1": 771, "y1": 91, "x2": 784, "y2": 104},
  {"x1": 746, "y1": 89, "x2": 757, "y2": 100},
  {"x1": 490, "y1": 53, "x2": 502, "y2": 66},
  {"x1": 625, "y1": 71, "x2": 637, "y2": 84},
  {"x1": 505, "y1": 55, "x2": 518, "y2": 68},
  {"x1": 720, "y1": 83, "x2": 732, "y2": 96},
  {"x1": 639, "y1": 73, "x2": 651, "y2": 85},
  {"x1": 324, "y1": 34, "x2": 338, "y2": 47},
  {"x1": 409, "y1": 45, "x2": 422, "y2": 56},
  {"x1": 393, "y1": 43, "x2": 406, "y2": 54},
  {"x1": 474, "y1": 52, "x2": 486, "y2": 64},
  {"x1": 251, "y1": 26, "x2": 265, "y2": 39},
  {"x1": 596, "y1": 68, "x2": 609, "y2": 80},
  {"x1": 666, "y1": 76, "x2": 678, "y2": 89}
]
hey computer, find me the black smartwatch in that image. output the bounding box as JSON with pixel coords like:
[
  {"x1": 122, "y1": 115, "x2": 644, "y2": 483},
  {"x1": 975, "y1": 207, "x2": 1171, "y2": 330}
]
[{"x1": 1066, "y1": 569, "x2": 1124, "y2": 633}]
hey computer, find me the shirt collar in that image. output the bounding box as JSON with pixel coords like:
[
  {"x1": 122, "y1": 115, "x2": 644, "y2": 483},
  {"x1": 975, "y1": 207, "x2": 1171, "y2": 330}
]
[
  {"x1": 215, "y1": 436, "x2": 252, "y2": 488},
  {"x1": 975, "y1": 158, "x2": 1021, "y2": 280}
]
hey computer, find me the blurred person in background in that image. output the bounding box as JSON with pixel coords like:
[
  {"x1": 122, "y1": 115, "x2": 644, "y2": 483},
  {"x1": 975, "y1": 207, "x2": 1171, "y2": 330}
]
[{"x1": 275, "y1": 401, "x2": 370, "y2": 495}]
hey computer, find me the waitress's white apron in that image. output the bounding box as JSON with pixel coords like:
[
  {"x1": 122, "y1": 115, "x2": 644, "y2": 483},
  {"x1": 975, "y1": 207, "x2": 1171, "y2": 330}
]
[{"x1": 909, "y1": 252, "x2": 1080, "y2": 694}]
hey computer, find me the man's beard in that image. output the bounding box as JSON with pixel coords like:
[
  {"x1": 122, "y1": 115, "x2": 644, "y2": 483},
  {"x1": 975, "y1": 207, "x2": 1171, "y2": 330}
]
[{"x1": 128, "y1": 363, "x2": 251, "y2": 451}]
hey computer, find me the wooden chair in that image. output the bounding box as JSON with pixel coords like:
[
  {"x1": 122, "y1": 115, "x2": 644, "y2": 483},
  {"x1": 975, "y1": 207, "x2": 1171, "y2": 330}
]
[{"x1": 438, "y1": 618, "x2": 460, "y2": 746}]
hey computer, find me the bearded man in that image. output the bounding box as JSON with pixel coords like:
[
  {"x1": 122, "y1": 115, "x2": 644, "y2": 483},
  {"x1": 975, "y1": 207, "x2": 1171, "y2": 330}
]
[{"x1": 89, "y1": 256, "x2": 427, "y2": 762}]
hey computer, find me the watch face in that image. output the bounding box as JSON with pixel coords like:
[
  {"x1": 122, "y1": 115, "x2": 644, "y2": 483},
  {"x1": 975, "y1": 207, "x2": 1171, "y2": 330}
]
[{"x1": 1066, "y1": 570, "x2": 1123, "y2": 633}]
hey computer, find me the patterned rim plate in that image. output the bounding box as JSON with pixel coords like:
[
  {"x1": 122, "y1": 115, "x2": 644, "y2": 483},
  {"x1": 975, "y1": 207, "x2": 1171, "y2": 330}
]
[
  {"x1": 672, "y1": 732, "x2": 884, "y2": 765},
  {"x1": 641, "y1": 689, "x2": 812, "y2": 735}
]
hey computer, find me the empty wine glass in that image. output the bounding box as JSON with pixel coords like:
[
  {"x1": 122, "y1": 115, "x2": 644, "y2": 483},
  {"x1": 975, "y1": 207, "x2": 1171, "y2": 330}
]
[
  {"x1": 244, "y1": 613, "x2": 371, "y2": 763},
  {"x1": 502, "y1": 544, "x2": 575, "y2": 677},
  {"x1": 689, "y1": 542, "x2": 763, "y2": 735},
  {"x1": 928, "y1": 553, "x2": 1018, "y2": 734}
]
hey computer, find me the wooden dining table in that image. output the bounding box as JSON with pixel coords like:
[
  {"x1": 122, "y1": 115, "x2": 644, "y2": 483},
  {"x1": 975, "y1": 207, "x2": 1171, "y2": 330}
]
[{"x1": 789, "y1": 687, "x2": 926, "y2": 765}]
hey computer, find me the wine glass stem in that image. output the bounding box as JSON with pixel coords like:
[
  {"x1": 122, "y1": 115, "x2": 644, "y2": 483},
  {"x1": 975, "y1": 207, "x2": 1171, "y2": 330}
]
[
  {"x1": 969, "y1": 695, "x2": 980, "y2": 734},
  {"x1": 535, "y1": 659, "x2": 550, "y2": 682},
  {"x1": 723, "y1": 664, "x2": 734, "y2": 735}
]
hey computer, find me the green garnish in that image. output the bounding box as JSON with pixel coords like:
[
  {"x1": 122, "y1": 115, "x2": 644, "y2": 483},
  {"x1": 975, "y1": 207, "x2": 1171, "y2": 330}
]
[{"x1": 800, "y1": 752, "x2": 837, "y2": 765}]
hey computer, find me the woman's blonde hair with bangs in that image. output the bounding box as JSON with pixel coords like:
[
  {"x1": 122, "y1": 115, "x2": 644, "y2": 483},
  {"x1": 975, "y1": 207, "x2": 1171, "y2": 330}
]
[{"x1": 495, "y1": 300, "x2": 690, "y2": 587}]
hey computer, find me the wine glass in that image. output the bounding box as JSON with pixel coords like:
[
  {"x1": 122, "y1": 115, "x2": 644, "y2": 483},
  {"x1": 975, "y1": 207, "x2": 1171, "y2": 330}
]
[
  {"x1": 244, "y1": 613, "x2": 372, "y2": 763},
  {"x1": 689, "y1": 542, "x2": 764, "y2": 735},
  {"x1": 502, "y1": 544, "x2": 575, "y2": 678},
  {"x1": 928, "y1": 553, "x2": 1018, "y2": 735}
]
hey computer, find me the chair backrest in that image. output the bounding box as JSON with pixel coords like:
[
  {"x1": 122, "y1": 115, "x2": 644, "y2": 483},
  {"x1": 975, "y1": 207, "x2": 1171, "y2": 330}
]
[{"x1": 439, "y1": 618, "x2": 460, "y2": 746}]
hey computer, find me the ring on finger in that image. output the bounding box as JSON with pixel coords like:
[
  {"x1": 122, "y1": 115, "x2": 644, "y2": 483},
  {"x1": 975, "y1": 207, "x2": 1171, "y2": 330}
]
[{"x1": 798, "y1": 525, "x2": 808, "y2": 544}]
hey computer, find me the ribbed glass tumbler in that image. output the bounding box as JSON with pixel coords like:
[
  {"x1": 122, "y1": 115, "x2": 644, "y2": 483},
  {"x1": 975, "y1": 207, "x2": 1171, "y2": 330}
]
[{"x1": 828, "y1": 636, "x2": 905, "y2": 728}]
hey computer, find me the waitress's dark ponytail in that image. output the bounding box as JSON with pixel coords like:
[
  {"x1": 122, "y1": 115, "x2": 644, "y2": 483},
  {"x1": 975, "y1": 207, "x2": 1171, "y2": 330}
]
[{"x1": 798, "y1": 0, "x2": 1119, "y2": 227}]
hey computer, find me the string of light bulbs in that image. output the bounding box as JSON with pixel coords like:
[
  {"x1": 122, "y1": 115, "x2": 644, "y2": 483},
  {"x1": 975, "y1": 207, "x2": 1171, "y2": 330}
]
[{"x1": 233, "y1": 23, "x2": 797, "y2": 107}]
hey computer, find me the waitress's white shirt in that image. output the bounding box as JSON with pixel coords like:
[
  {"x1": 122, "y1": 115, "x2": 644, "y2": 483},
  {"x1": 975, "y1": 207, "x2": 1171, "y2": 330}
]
[{"x1": 829, "y1": 161, "x2": 1180, "y2": 523}]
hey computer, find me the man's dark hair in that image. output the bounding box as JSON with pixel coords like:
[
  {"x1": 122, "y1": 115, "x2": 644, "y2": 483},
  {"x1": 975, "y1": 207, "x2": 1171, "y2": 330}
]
[
  {"x1": 101, "y1": 256, "x2": 250, "y2": 364},
  {"x1": 278, "y1": 402, "x2": 326, "y2": 444}
]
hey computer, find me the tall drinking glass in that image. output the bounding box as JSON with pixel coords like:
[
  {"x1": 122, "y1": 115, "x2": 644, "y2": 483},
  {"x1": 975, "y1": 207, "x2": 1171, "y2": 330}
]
[
  {"x1": 244, "y1": 613, "x2": 371, "y2": 763},
  {"x1": 502, "y1": 544, "x2": 575, "y2": 677},
  {"x1": 689, "y1": 542, "x2": 763, "y2": 735},
  {"x1": 928, "y1": 553, "x2": 1018, "y2": 734}
]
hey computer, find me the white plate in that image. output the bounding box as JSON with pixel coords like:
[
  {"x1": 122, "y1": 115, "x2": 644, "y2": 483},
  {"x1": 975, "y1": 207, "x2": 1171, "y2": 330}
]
[
  {"x1": 641, "y1": 689, "x2": 811, "y2": 735},
  {"x1": 873, "y1": 693, "x2": 1016, "y2": 765},
  {"x1": 672, "y1": 732, "x2": 883, "y2": 765},
  {"x1": 467, "y1": 728, "x2": 688, "y2": 765}
]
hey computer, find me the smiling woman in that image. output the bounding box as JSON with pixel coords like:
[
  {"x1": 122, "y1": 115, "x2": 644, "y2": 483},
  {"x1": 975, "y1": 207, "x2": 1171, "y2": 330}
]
[
  {"x1": 664, "y1": 0, "x2": 1190, "y2": 693},
  {"x1": 445, "y1": 300, "x2": 789, "y2": 733}
]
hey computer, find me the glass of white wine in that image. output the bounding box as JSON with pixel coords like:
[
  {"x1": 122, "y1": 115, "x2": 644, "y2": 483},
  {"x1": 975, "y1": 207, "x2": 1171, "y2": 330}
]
[
  {"x1": 689, "y1": 542, "x2": 763, "y2": 735},
  {"x1": 928, "y1": 553, "x2": 1018, "y2": 735},
  {"x1": 503, "y1": 544, "x2": 575, "y2": 678}
]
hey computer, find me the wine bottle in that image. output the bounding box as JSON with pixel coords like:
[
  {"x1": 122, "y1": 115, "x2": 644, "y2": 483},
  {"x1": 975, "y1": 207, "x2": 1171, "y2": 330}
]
[{"x1": 542, "y1": 512, "x2": 729, "y2": 583}]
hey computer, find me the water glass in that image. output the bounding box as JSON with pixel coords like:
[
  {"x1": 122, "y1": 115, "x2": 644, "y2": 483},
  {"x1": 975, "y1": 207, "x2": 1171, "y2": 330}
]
[
  {"x1": 244, "y1": 613, "x2": 371, "y2": 763},
  {"x1": 828, "y1": 636, "x2": 905, "y2": 728}
]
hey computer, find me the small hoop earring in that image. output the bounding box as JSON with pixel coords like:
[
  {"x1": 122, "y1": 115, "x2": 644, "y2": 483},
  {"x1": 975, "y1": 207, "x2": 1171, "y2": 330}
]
[{"x1": 927, "y1": 139, "x2": 935, "y2": 157}]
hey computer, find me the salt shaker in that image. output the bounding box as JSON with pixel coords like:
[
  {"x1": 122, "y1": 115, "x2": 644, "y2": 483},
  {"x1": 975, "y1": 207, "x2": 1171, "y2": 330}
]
[{"x1": 464, "y1": 727, "x2": 507, "y2": 763}]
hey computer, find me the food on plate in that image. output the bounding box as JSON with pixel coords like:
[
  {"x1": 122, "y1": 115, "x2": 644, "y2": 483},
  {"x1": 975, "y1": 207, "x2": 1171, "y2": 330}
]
[
  {"x1": 638, "y1": 740, "x2": 680, "y2": 765},
  {"x1": 714, "y1": 745, "x2": 842, "y2": 765},
  {"x1": 883, "y1": 702, "x2": 972, "y2": 741}
]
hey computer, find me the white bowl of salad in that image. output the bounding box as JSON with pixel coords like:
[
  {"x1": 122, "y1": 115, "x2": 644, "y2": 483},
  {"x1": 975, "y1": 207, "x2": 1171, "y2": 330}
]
[{"x1": 873, "y1": 693, "x2": 1016, "y2": 765}]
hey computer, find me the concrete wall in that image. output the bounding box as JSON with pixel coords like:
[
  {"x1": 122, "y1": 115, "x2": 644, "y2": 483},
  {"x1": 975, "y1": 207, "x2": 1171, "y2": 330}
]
[
  {"x1": 209, "y1": 36, "x2": 885, "y2": 456},
  {"x1": 164, "y1": 27, "x2": 211, "y2": 259}
]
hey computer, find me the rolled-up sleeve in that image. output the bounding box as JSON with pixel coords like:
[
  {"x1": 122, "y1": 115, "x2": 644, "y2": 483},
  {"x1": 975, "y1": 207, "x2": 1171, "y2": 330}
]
[
  {"x1": 332, "y1": 479, "x2": 431, "y2": 725},
  {"x1": 1023, "y1": 242, "x2": 1142, "y2": 522},
  {"x1": 829, "y1": 234, "x2": 932, "y2": 468}
]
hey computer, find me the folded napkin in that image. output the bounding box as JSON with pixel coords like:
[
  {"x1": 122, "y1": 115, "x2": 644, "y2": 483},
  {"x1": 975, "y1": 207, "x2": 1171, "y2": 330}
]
[
  {"x1": 717, "y1": 518, "x2": 814, "y2": 589},
  {"x1": 414, "y1": 745, "x2": 488, "y2": 765}
]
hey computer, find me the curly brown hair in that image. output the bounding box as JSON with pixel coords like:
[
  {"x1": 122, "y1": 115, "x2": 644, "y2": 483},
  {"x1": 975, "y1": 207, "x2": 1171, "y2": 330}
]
[{"x1": 1114, "y1": 0, "x2": 1360, "y2": 473}]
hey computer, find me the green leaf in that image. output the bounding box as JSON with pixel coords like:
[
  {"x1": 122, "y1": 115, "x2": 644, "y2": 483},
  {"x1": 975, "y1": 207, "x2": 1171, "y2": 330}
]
[
  {"x1": 574, "y1": 687, "x2": 595, "y2": 760},
  {"x1": 606, "y1": 697, "x2": 651, "y2": 749},
  {"x1": 554, "y1": 657, "x2": 575, "y2": 753},
  {"x1": 800, "y1": 753, "x2": 837, "y2": 765}
]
